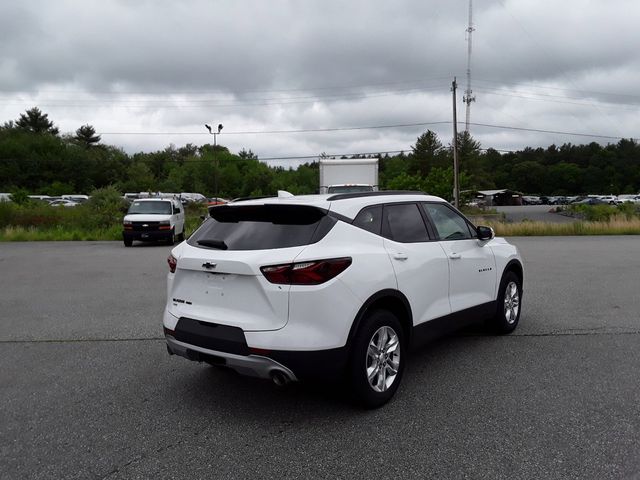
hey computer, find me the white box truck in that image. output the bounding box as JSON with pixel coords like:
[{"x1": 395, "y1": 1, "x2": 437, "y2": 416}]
[{"x1": 319, "y1": 158, "x2": 379, "y2": 194}]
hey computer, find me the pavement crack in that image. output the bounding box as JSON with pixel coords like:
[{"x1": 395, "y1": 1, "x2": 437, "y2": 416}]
[
  {"x1": 512, "y1": 330, "x2": 640, "y2": 337},
  {"x1": 0, "y1": 337, "x2": 165, "y2": 344},
  {"x1": 456, "y1": 330, "x2": 640, "y2": 338}
]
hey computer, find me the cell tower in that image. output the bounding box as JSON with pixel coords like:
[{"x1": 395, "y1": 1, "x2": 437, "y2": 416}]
[{"x1": 463, "y1": 0, "x2": 475, "y2": 132}]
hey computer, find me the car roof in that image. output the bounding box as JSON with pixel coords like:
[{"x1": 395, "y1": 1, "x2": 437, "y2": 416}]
[
  {"x1": 132, "y1": 198, "x2": 175, "y2": 202},
  {"x1": 226, "y1": 191, "x2": 447, "y2": 219}
]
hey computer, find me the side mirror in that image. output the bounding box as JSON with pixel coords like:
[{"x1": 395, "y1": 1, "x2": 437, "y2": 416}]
[{"x1": 476, "y1": 225, "x2": 495, "y2": 241}]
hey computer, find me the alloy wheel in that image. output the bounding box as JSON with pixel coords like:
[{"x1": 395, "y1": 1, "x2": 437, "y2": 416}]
[
  {"x1": 365, "y1": 326, "x2": 401, "y2": 392},
  {"x1": 504, "y1": 281, "x2": 520, "y2": 324}
]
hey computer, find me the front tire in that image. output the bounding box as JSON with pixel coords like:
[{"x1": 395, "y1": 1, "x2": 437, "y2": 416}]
[
  {"x1": 167, "y1": 229, "x2": 176, "y2": 245},
  {"x1": 488, "y1": 271, "x2": 522, "y2": 334},
  {"x1": 348, "y1": 310, "x2": 405, "y2": 408}
]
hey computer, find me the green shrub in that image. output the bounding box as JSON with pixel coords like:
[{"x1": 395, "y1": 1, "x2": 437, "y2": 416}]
[{"x1": 568, "y1": 203, "x2": 640, "y2": 221}]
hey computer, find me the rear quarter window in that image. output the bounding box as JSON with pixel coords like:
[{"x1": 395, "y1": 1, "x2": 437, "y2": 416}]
[{"x1": 353, "y1": 205, "x2": 382, "y2": 235}]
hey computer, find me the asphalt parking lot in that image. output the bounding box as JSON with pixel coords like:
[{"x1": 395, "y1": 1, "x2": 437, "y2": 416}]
[{"x1": 1, "y1": 237, "x2": 639, "y2": 479}]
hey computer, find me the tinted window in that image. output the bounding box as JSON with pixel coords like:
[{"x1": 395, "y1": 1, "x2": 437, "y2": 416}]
[
  {"x1": 382, "y1": 203, "x2": 429, "y2": 243},
  {"x1": 353, "y1": 205, "x2": 382, "y2": 235},
  {"x1": 422, "y1": 203, "x2": 473, "y2": 240},
  {"x1": 188, "y1": 204, "x2": 336, "y2": 250},
  {"x1": 128, "y1": 201, "x2": 172, "y2": 215}
]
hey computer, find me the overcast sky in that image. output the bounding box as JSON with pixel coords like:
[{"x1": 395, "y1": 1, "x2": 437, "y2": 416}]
[{"x1": 1, "y1": 0, "x2": 639, "y2": 165}]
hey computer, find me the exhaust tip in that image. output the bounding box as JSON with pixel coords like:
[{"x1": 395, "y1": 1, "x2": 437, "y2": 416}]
[{"x1": 271, "y1": 370, "x2": 291, "y2": 387}]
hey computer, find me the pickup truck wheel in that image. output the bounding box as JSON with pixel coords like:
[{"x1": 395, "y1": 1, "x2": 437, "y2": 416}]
[
  {"x1": 348, "y1": 310, "x2": 405, "y2": 408},
  {"x1": 167, "y1": 230, "x2": 175, "y2": 245},
  {"x1": 123, "y1": 238, "x2": 133, "y2": 247}
]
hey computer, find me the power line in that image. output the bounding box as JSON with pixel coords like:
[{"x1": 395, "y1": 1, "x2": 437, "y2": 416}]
[
  {"x1": 467, "y1": 122, "x2": 637, "y2": 141},
  {"x1": 474, "y1": 77, "x2": 640, "y2": 102},
  {"x1": 474, "y1": 87, "x2": 640, "y2": 110},
  {"x1": 98, "y1": 121, "x2": 451, "y2": 135},
  {"x1": 97, "y1": 120, "x2": 637, "y2": 142}
]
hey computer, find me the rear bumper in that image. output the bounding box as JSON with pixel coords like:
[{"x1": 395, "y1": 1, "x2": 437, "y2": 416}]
[
  {"x1": 165, "y1": 332, "x2": 348, "y2": 381},
  {"x1": 166, "y1": 334, "x2": 298, "y2": 382},
  {"x1": 162, "y1": 310, "x2": 352, "y2": 381}
]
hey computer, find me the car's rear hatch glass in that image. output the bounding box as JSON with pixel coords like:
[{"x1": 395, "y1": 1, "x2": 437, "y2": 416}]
[{"x1": 188, "y1": 204, "x2": 335, "y2": 250}]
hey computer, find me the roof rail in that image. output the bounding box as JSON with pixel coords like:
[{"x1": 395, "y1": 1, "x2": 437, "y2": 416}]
[{"x1": 327, "y1": 190, "x2": 426, "y2": 201}]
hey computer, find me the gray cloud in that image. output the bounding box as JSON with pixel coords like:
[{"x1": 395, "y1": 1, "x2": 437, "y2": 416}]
[{"x1": 0, "y1": 0, "x2": 638, "y2": 161}]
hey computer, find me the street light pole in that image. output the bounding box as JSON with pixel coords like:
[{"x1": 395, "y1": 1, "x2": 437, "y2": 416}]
[{"x1": 205, "y1": 123, "x2": 223, "y2": 199}]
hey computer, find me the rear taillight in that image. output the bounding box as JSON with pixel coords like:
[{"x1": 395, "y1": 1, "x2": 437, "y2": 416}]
[
  {"x1": 261, "y1": 257, "x2": 352, "y2": 285},
  {"x1": 167, "y1": 254, "x2": 177, "y2": 273}
]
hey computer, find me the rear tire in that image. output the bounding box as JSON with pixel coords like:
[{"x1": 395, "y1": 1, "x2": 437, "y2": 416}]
[
  {"x1": 348, "y1": 310, "x2": 405, "y2": 408},
  {"x1": 487, "y1": 271, "x2": 522, "y2": 334},
  {"x1": 123, "y1": 238, "x2": 133, "y2": 247}
]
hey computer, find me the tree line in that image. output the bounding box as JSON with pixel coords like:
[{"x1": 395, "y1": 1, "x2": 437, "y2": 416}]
[{"x1": 1, "y1": 107, "x2": 639, "y2": 199}]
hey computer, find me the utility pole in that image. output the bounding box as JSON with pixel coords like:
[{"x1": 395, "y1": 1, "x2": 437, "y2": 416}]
[
  {"x1": 205, "y1": 123, "x2": 224, "y2": 199},
  {"x1": 452, "y1": 77, "x2": 460, "y2": 209},
  {"x1": 463, "y1": 0, "x2": 475, "y2": 132}
]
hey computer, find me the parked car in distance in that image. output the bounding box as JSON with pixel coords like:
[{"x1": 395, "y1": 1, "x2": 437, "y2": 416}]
[
  {"x1": 207, "y1": 197, "x2": 229, "y2": 207},
  {"x1": 123, "y1": 193, "x2": 140, "y2": 202},
  {"x1": 617, "y1": 194, "x2": 640, "y2": 204},
  {"x1": 572, "y1": 197, "x2": 608, "y2": 205},
  {"x1": 28, "y1": 195, "x2": 53, "y2": 202},
  {"x1": 180, "y1": 193, "x2": 207, "y2": 204},
  {"x1": 522, "y1": 195, "x2": 542, "y2": 205},
  {"x1": 122, "y1": 198, "x2": 185, "y2": 247},
  {"x1": 546, "y1": 196, "x2": 568, "y2": 205},
  {"x1": 62, "y1": 194, "x2": 89, "y2": 204},
  {"x1": 49, "y1": 199, "x2": 79, "y2": 207},
  {"x1": 163, "y1": 191, "x2": 524, "y2": 407},
  {"x1": 596, "y1": 195, "x2": 618, "y2": 205}
]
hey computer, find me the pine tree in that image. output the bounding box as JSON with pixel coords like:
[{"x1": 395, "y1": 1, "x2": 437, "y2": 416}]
[{"x1": 15, "y1": 107, "x2": 59, "y2": 135}]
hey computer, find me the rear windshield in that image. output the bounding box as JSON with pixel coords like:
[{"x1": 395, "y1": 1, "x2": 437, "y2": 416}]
[
  {"x1": 188, "y1": 204, "x2": 336, "y2": 251},
  {"x1": 128, "y1": 201, "x2": 172, "y2": 215}
]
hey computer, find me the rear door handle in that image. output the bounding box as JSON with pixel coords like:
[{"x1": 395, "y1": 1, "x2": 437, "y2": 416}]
[
  {"x1": 393, "y1": 252, "x2": 408, "y2": 260},
  {"x1": 449, "y1": 252, "x2": 461, "y2": 260}
]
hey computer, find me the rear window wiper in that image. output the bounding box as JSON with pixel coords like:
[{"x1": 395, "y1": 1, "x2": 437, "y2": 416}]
[{"x1": 197, "y1": 239, "x2": 228, "y2": 250}]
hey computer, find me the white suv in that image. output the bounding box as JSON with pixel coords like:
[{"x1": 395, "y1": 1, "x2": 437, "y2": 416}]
[{"x1": 163, "y1": 192, "x2": 524, "y2": 407}]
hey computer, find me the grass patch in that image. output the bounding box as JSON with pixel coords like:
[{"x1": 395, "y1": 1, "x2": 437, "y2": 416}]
[
  {"x1": 485, "y1": 216, "x2": 640, "y2": 236},
  {"x1": 0, "y1": 225, "x2": 123, "y2": 241}
]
